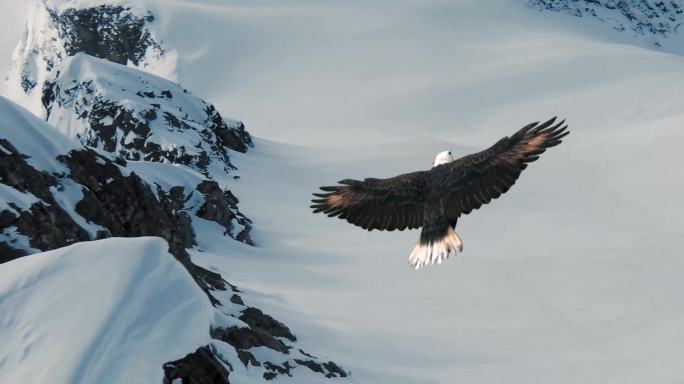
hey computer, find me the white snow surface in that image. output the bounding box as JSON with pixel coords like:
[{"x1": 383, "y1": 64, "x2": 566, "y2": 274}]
[
  {"x1": 0, "y1": 237, "x2": 213, "y2": 384},
  {"x1": 2, "y1": 0, "x2": 684, "y2": 383},
  {"x1": 0, "y1": 95, "x2": 77, "y2": 173},
  {"x1": 174, "y1": 1, "x2": 684, "y2": 383}
]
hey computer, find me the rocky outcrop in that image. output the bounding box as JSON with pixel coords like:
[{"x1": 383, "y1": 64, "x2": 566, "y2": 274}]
[
  {"x1": 5, "y1": 0, "x2": 175, "y2": 115},
  {"x1": 0, "y1": 95, "x2": 251, "y2": 267},
  {"x1": 528, "y1": 0, "x2": 683, "y2": 47},
  {"x1": 206, "y1": 298, "x2": 349, "y2": 381},
  {"x1": 2, "y1": 2, "x2": 346, "y2": 381},
  {"x1": 163, "y1": 346, "x2": 230, "y2": 384},
  {"x1": 48, "y1": 4, "x2": 161, "y2": 67},
  {"x1": 197, "y1": 181, "x2": 253, "y2": 244},
  {"x1": 0, "y1": 139, "x2": 90, "y2": 259},
  {"x1": 41, "y1": 54, "x2": 252, "y2": 177},
  {"x1": 0, "y1": 95, "x2": 345, "y2": 383},
  {"x1": 6, "y1": 1, "x2": 251, "y2": 178}
]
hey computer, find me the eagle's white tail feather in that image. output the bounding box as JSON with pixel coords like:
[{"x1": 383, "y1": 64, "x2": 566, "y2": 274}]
[{"x1": 408, "y1": 227, "x2": 463, "y2": 269}]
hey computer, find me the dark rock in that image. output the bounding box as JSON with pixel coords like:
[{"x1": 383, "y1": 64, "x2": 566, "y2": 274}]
[
  {"x1": 236, "y1": 349, "x2": 260, "y2": 368},
  {"x1": 294, "y1": 359, "x2": 348, "y2": 378},
  {"x1": 41, "y1": 56, "x2": 253, "y2": 177},
  {"x1": 323, "y1": 361, "x2": 348, "y2": 378},
  {"x1": 0, "y1": 243, "x2": 28, "y2": 263},
  {"x1": 13, "y1": 202, "x2": 90, "y2": 252},
  {"x1": 239, "y1": 307, "x2": 297, "y2": 342},
  {"x1": 49, "y1": 5, "x2": 160, "y2": 67},
  {"x1": 163, "y1": 345, "x2": 229, "y2": 384},
  {"x1": 211, "y1": 326, "x2": 290, "y2": 354},
  {"x1": 294, "y1": 359, "x2": 324, "y2": 374},
  {"x1": 196, "y1": 181, "x2": 253, "y2": 245},
  {"x1": 528, "y1": 0, "x2": 683, "y2": 46},
  {"x1": 262, "y1": 361, "x2": 293, "y2": 380},
  {"x1": 230, "y1": 294, "x2": 245, "y2": 305},
  {"x1": 0, "y1": 139, "x2": 90, "y2": 255}
]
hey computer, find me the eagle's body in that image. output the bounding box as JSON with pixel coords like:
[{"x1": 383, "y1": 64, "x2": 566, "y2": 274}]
[{"x1": 311, "y1": 118, "x2": 569, "y2": 269}]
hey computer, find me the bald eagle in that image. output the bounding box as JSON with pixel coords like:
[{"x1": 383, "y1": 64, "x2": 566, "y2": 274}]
[{"x1": 310, "y1": 117, "x2": 569, "y2": 269}]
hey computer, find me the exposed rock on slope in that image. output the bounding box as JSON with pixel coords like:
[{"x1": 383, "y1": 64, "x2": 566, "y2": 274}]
[
  {"x1": 5, "y1": 0, "x2": 175, "y2": 115},
  {"x1": 6, "y1": 0, "x2": 251, "y2": 177},
  {"x1": 42, "y1": 54, "x2": 252, "y2": 176},
  {"x1": 48, "y1": 3, "x2": 162, "y2": 67},
  {"x1": 528, "y1": 0, "x2": 683, "y2": 47},
  {"x1": 2, "y1": 2, "x2": 345, "y2": 382},
  {"x1": 0, "y1": 96, "x2": 345, "y2": 383},
  {"x1": 0, "y1": 96, "x2": 251, "y2": 263}
]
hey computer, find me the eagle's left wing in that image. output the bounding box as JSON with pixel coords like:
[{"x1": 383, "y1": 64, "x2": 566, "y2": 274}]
[
  {"x1": 435, "y1": 117, "x2": 569, "y2": 221},
  {"x1": 311, "y1": 171, "x2": 427, "y2": 231}
]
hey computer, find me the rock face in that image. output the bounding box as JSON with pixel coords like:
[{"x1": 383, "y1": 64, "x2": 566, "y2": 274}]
[
  {"x1": 2, "y1": 2, "x2": 346, "y2": 382},
  {"x1": 0, "y1": 94, "x2": 346, "y2": 383},
  {"x1": 0, "y1": 95, "x2": 252, "y2": 266},
  {"x1": 163, "y1": 346, "x2": 230, "y2": 384},
  {"x1": 207, "y1": 294, "x2": 349, "y2": 382},
  {"x1": 5, "y1": 0, "x2": 175, "y2": 115},
  {"x1": 0, "y1": 109, "x2": 248, "y2": 258},
  {"x1": 528, "y1": 0, "x2": 683, "y2": 47},
  {"x1": 6, "y1": 1, "x2": 251, "y2": 177},
  {"x1": 49, "y1": 4, "x2": 161, "y2": 67},
  {"x1": 42, "y1": 54, "x2": 252, "y2": 176}
]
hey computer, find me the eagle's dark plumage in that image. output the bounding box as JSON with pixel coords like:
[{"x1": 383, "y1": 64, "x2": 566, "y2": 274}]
[{"x1": 311, "y1": 117, "x2": 569, "y2": 269}]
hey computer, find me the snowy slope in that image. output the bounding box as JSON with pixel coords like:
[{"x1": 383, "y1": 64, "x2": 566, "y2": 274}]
[
  {"x1": 142, "y1": 1, "x2": 683, "y2": 383},
  {"x1": 529, "y1": 0, "x2": 684, "y2": 50},
  {"x1": 0, "y1": 237, "x2": 213, "y2": 384}
]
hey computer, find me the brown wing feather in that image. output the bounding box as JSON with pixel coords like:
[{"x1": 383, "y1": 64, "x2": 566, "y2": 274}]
[
  {"x1": 437, "y1": 117, "x2": 569, "y2": 220},
  {"x1": 310, "y1": 171, "x2": 427, "y2": 231}
]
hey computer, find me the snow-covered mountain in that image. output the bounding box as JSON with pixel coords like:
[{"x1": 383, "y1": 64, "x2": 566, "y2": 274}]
[
  {"x1": 0, "y1": 1, "x2": 345, "y2": 382},
  {"x1": 0, "y1": 94, "x2": 346, "y2": 382},
  {"x1": 43, "y1": 53, "x2": 252, "y2": 176},
  {"x1": 528, "y1": 0, "x2": 684, "y2": 49},
  {"x1": 0, "y1": 93, "x2": 250, "y2": 260},
  {"x1": 5, "y1": 0, "x2": 176, "y2": 116},
  {"x1": 5, "y1": 0, "x2": 251, "y2": 177}
]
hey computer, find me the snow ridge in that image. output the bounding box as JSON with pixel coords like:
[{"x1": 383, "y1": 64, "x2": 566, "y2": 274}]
[{"x1": 43, "y1": 53, "x2": 252, "y2": 177}]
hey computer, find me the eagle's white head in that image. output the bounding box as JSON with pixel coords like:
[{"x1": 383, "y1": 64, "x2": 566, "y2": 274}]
[{"x1": 433, "y1": 150, "x2": 453, "y2": 167}]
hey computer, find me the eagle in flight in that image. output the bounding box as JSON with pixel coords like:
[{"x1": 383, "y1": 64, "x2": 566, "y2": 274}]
[{"x1": 311, "y1": 117, "x2": 569, "y2": 269}]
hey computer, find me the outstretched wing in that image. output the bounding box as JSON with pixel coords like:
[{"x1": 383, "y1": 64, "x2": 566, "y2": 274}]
[
  {"x1": 436, "y1": 117, "x2": 569, "y2": 220},
  {"x1": 310, "y1": 171, "x2": 427, "y2": 231}
]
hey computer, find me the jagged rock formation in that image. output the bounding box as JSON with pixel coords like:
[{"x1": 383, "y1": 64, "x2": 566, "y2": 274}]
[
  {"x1": 2, "y1": 2, "x2": 346, "y2": 382},
  {"x1": 0, "y1": 112, "x2": 251, "y2": 262},
  {"x1": 5, "y1": 0, "x2": 176, "y2": 115},
  {"x1": 528, "y1": 0, "x2": 683, "y2": 47},
  {"x1": 163, "y1": 346, "x2": 230, "y2": 384},
  {"x1": 42, "y1": 54, "x2": 252, "y2": 176},
  {"x1": 48, "y1": 3, "x2": 161, "y2": 67},
  {"x1": 6, "y1": 0, "x2": 251, "y2": 177},
  {"x1": 0, "y1": 88, "x2": 344, "y2": 384}
]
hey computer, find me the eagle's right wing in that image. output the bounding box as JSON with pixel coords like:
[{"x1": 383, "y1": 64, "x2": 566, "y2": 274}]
[
  {"x1": 311, "y1": 171, "x2": 427, "y2": 231},
  {"x1": 435, "y1": 117, "x2": 569, "y2": 221}
]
